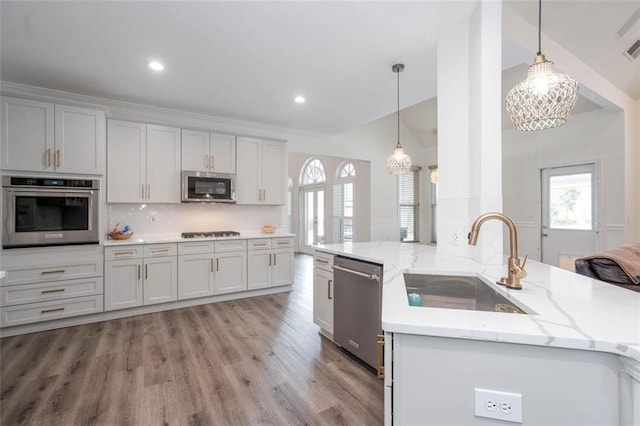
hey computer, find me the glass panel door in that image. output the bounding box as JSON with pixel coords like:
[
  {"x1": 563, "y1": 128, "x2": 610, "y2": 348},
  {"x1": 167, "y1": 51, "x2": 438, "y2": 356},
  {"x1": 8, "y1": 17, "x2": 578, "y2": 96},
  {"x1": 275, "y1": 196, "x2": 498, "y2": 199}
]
[{"x1": 301, "y1": 185, "x2": 325, "y2": 254}]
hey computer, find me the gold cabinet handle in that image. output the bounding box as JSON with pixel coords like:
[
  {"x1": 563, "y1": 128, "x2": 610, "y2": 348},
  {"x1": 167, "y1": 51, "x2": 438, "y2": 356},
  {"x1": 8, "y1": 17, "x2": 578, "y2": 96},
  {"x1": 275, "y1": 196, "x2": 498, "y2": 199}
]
[
  {"x1": 376, "y1": 334, "x2": 385, "y2": 379},
  {"x1": 42, "y1": 307, "x2": 65, "y2": 314},
  {"x1": 145, "y1": 264, "x2": 148, "y2": 280},
  {"x1": 141, "y1": 184, "x2": 145, "y2": 199},
  {"x1": 277, "y1": 241, "x2": 289, "y2": 245},
  {"x1": 328, "y1": 279, "x2": 332, "y2": 300},
  {"x1": 253, "y1": 243, "x2": 267, "y2": 247},
  {"x1": 137, "y1": 264, "x2": 141, "y2": 280},
  {"x1": 41, "y1": 288, "x2": 65, "y2": 294},
  {"x1": 151, "y1": 248, "x2": 170, "y2": 254},
  {"x1": 316, "y1": 258, "x2": 329, "y2": 264},
  {"x1": 56, "y1": 149, "x2": 61, "y2": 167},
  {"x1": 268, "y1": 253, "x2": 272, "y2": 266},
  {"x1": 41, "y1": 269, "x2": 65, "y2": 275},
  {"x1": 216, "y1": 258, "x2": 219, "y2": 272},
  {"x1": 273, "y1": 253, "x2": 277, "y2": 266},
  {"x1": 47, "y1": 149, "x2": 52, "y2": 167},
  {"x1": 114, "y1": 250, "x2": 135, "y2": 256},
  {"x1": 147, "y1": 184, "x2": 151, "y2": 200},
  {"x1": 210, "y1": 258, "x2": 214, "y2": 272}
]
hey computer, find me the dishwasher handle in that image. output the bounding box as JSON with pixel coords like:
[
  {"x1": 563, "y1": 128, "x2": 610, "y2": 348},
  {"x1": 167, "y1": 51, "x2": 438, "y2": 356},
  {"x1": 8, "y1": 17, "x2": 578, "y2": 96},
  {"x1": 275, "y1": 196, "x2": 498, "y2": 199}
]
[{"x1": 333, "y1": 265, "x2": 380, "y2": 281}]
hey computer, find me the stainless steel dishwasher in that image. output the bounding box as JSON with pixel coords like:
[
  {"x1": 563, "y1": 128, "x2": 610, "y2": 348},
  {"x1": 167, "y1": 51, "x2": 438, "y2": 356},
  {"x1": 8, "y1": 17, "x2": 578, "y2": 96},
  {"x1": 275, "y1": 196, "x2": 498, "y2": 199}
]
[{"x1": 333, "y1": 255, "x2": 383, "y2": 372}]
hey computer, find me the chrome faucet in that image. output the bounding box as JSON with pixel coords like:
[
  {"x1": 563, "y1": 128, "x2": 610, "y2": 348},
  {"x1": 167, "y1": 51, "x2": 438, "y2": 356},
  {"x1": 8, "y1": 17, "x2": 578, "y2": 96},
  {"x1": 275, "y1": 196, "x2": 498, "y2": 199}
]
[{"x1": 468, "y1": 212, "x2": 527, "y2": 290}]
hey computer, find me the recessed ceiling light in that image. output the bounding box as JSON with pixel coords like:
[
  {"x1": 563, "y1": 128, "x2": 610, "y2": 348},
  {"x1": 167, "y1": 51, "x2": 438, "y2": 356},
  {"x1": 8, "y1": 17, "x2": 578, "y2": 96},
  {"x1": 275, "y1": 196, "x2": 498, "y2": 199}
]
[
  {"x1": 294, "y1": 96, "x2": 305, "y2": 104},
  {"x1": 148, "y1": 61, "x2": 164, "y2": 71}
]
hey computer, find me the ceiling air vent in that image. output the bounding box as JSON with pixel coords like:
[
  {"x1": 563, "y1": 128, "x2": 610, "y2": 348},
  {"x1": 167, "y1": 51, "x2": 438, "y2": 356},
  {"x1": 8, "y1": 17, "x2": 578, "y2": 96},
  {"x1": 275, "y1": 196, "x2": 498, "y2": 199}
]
[{"x1": 624, "y1": 38, "x2": 640, "y2": 61}]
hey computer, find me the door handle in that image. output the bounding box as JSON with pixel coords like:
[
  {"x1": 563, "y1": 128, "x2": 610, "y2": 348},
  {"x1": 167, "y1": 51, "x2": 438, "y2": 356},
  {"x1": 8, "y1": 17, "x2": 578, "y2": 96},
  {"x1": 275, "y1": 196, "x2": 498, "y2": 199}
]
[
  {"x1": 137, "y1": 264, "x2": 141, "y2": 280},
  {"x1": 205, "y1": 154, "x2": 209, "y2": 169},
  {"x1": 47, "y1": 149, "x2": 52, "y2": 167},
  {"x1": 268, "y1": 253, "x2": 272, "y2": 266},
  {"x1": 56, "y1": 150, "x2": 61, "y2": 167},
  {"x1": 542, "y1": 233, "x2": 548, "y2": 237},
  {"x1": 211, "y1": 258, "x2": 214, "y2": 272},
  {"x1": 328, "y1": 279, "x2": 332, "y2": 300},
  {"x1": 216, "y1": 258, "x2": 219, "y2": 272},
  {"x1": 273, "y1": 253, "x2": 276, "y2": 266},
  {"x1": 145, "y1": 264, "x2": 148, "y2": 280},
  {"x1": 332, "y1": 265, "x2": 379, "y2": 281}
]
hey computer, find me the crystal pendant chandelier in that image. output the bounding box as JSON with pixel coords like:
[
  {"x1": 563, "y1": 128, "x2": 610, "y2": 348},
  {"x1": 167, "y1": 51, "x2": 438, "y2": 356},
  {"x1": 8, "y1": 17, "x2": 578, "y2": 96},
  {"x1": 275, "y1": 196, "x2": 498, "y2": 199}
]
[
  {"x1": 505, "y1": 0, "x2": 578, "y2": 132},
  {"x1": 386, "y1": 63, "x2": 412, "y2": 175}
]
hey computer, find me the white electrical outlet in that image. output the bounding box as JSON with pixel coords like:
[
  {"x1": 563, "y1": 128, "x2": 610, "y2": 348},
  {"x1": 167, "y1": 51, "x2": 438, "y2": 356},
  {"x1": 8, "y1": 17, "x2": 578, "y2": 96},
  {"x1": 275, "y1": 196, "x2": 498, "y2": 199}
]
[{"x1": 474, "y1": 388, "x2": 522, "y2": 423}]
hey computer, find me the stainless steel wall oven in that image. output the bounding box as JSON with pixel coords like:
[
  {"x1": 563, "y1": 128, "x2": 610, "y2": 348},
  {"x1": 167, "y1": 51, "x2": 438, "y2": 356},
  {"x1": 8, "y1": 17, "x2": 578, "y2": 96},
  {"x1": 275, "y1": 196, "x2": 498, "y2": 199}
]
[{"x1": 2, "y1": 176, "x2": 100, "y2": 248}]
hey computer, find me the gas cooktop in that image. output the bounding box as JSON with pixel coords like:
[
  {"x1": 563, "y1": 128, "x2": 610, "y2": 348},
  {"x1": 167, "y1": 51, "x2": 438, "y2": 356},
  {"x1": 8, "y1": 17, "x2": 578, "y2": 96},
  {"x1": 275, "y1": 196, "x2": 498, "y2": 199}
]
[{"x1": 181, "y1": 231, "x2": 240, "y2": 239}]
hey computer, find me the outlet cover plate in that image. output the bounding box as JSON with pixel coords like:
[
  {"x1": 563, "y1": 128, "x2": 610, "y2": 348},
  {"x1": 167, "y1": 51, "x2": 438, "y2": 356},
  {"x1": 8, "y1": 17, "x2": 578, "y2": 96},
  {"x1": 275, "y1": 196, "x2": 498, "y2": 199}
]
[{"x1": 474, "y1": 388, "x2": 522, "y2": 423}]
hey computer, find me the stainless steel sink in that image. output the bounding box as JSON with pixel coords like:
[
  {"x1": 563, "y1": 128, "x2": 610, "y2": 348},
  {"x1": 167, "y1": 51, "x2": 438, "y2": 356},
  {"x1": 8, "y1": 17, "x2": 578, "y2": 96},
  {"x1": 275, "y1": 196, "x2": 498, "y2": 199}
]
[{"x1": 404, "y1": 273, "x2": 529, "y2": 314}]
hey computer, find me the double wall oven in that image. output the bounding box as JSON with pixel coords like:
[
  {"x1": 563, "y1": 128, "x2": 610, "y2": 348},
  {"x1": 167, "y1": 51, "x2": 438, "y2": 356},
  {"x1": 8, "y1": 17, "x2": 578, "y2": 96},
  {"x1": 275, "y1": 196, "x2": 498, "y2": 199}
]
[{"x1": 2, "y1": 176, "x2": 100, "y2": 249}]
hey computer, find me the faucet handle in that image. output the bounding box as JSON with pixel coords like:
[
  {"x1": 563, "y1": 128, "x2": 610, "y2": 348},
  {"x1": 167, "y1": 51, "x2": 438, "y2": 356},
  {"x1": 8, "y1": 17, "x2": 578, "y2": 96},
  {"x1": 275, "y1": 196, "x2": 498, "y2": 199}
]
[{"x1": 516, "y1": 255, "x2": 528, "y2": 279}]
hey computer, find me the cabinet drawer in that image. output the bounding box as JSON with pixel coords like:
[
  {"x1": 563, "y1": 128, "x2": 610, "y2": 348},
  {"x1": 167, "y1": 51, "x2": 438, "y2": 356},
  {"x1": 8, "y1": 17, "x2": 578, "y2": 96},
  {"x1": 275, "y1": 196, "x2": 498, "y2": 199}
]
[
  {"x1": 314, "y1": 251, "x2": 334, "y2": 271},
  {"x1": 1, "y1": 277, "x2": 103, "y2": 307},
  {"x1": 215, "y1": 239, "x2": 247, "y2": 253},
  {"x1": 178, "y1": 241, "x2": 215, "y2": 256},
  {"x1": 105, "y1": 245, "x2": 143, "y2": 261},
  {"x1": 0, "y1": 295, "x2": 104, "y2": 328},
  {"x1": 248, "y1": 239, "x2": 272, "y2": 250},
  {"x1": 143, "y1": 243, "x2": 177, "y2": 258},
  {"x1": 272, "y1": 237, "x2": 294, "y2": 249},
  {"x1": 2, "y1": 261, "x2": 102, "y2": 286}
]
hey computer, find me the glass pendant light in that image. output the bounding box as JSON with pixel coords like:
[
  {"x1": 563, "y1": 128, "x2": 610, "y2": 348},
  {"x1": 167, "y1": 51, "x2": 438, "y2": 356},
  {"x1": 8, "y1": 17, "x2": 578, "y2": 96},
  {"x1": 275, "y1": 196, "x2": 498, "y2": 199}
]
[
  {"x1": 505, "y1": 0, "x2": 578, "y2": 131},
  {"x1": 386, "y1": 63, "x2": 412, "y2": 175}
]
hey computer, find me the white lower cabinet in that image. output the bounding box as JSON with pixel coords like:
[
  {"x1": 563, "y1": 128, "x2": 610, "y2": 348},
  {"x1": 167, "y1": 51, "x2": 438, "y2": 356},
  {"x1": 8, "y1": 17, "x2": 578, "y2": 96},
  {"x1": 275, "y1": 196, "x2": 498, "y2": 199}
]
[
  {"x1": 247, "y1": 238, "x2": 294, "y2": 290},
  {"x1": 104, "y1": 244, "x2": 177, "y2": 311},
  {"x1": 0, "y1": 245, "x2": 104, "y2": 327},
  {"x1": 177, "y1": 240, "x2": 246, "y2": 300},
  {"x1": 313, "y1": 250, "x2": 334, "y2": 335}
]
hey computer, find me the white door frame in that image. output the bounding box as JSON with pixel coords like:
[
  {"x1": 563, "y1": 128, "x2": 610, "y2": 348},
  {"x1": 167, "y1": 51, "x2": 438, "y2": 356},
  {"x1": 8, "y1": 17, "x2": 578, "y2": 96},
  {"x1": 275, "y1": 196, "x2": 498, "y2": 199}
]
[{"x1": 299, "y1": 184, "x2": 325, "y2": 255}]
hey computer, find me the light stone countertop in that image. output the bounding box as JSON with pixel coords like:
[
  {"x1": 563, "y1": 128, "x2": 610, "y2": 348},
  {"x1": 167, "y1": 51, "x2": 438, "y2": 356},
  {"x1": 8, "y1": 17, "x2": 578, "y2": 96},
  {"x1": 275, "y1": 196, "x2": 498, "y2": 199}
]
[
  {"x1": 314, "y1": 241, "x2": 640, "y2": 364},
  {"x1": 103, "y1": 232, "x2": 296, "y2": 246}
]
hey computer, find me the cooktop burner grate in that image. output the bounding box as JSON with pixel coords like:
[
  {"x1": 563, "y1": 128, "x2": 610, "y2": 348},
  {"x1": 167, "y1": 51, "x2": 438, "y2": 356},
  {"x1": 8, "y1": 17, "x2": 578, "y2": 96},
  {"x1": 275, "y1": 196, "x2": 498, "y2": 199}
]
[{"x1": 181, "y1": 231, "x2": 240, "y2": 238}]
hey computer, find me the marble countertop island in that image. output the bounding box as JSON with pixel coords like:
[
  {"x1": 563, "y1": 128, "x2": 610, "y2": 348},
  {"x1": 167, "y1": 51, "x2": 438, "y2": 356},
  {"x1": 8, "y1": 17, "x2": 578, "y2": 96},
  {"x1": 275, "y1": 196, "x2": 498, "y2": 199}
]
[{"x1": 314, "y1": 241, "x2": 640, "y2": 364}]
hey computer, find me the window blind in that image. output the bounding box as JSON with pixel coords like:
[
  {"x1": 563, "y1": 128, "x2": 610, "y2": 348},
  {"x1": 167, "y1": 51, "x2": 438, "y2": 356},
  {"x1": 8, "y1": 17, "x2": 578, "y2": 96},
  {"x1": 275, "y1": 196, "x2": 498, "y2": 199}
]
[{"x1": 399, "y1": 168, "x2": 420, "y2": 242}]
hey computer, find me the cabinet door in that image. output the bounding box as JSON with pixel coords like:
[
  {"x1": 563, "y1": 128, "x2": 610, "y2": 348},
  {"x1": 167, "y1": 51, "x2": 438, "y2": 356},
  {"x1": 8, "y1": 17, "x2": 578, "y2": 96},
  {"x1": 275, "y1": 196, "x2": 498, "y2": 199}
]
[
  {"x1": 178, "y1": 254, "x2": 214, "y2": 300},
  {"x1": 181, "y1": 129, "x2": 210, "y2": 172},
  {"x1": 313, "y1": 267, "x2": 334, "y2": 334},
  {"x1": 272, "y1": 249, "x2": 293, "y2": 287},
  {"x1": 146, "y1": 125, "x2": 181, "y2": 203},
  {"x1": 105, "y1": 259, "x2": 143, "y2": 311},
  {"x1": 1, "y1": 96, "x2": 54, "y2": 171},
  {"x1": 214, "y1": 251, "x2": 247, "y2": 294},
  {"x1": 144, "y1": 256, "x2": 178, "y2": 305},
  {"x1": 107, "y1": 120, "x2": 146, "y2": 203},
  {"x1": 210, "y1": 134, "x2": 236, "y2": 173},
  {"x1": 247, "y1": 250, "x2": 270, "y2": 290},
  {"x1": 235, "y1": 137, "x2": 261, "y2": 204},
  {"x1": 54, "y1": 104, "x2": 105, "y2": 174},
  {"x1": 261, "y1": 141, "x2": 286, "y2": 205}
]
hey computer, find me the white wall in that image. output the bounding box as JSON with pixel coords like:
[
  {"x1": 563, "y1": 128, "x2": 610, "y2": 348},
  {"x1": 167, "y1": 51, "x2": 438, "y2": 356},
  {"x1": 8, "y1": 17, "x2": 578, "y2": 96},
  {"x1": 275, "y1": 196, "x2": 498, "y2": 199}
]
[
  {"x1": 502, "y1": 108, "x2": 625, "y2": 260},
  {"x1": 288, "y1": 113, "x2": 428, "y2": 241}
]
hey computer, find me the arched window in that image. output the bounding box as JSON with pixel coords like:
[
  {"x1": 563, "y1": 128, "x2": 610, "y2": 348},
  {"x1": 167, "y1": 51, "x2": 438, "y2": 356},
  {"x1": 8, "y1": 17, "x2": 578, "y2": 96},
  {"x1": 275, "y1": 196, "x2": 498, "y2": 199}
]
[
  {"x1": 334, "y1": 162, "x2": 356, "y2": 243},
  {"x1": 300, "y1": 159, "x2": 326, "y2": 185}
]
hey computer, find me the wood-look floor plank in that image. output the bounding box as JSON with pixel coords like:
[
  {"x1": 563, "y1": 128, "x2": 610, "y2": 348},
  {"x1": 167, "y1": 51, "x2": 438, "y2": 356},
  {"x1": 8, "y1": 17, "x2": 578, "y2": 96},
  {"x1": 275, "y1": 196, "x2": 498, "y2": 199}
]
[{"x1": 0, "y1": 254, "x2": 384, "y2": 425}]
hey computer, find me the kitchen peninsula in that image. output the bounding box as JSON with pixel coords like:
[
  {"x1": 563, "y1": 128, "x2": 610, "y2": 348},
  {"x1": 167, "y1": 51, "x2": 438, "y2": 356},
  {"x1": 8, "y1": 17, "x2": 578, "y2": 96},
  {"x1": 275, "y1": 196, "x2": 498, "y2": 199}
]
[{"x1": 314, "y1": 241, "x2": 640, "y2": 425}]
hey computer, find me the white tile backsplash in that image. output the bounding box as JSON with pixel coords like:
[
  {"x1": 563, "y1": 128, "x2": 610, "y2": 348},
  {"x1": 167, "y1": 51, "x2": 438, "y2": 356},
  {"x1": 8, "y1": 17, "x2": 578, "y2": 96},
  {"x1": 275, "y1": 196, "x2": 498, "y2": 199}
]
[{"x1": 108, "y1": 203, "x2": 285, "y2": 235}]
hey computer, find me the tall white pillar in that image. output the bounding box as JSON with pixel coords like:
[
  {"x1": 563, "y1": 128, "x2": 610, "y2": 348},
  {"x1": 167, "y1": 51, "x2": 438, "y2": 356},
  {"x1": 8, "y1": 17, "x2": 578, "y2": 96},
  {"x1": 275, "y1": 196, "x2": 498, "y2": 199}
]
[{"x1": 437, "y1": 0, "x2": 504, "y2": 264}]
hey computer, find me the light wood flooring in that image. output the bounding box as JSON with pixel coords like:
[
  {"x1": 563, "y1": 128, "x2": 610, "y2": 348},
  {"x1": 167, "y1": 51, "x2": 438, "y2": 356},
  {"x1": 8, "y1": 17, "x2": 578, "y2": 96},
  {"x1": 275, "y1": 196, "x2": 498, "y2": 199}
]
[{"x1": 0, "y1": 254, "x2": 384, "y2": 425}]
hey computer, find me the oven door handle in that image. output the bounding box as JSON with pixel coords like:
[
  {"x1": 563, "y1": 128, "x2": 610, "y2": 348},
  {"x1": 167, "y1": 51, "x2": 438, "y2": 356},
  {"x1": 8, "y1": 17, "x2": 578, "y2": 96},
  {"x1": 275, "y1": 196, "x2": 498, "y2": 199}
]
[
  {"x1": 332, "y1": 265, "x2": 380, "y2": 281},
  {"x1": 5, "y1": 188, "x2": 94, "y2": 196}
]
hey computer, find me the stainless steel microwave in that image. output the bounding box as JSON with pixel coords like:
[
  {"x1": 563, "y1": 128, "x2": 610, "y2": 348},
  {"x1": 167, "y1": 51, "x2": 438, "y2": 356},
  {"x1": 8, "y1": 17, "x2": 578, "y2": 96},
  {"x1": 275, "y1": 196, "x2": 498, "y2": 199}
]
[
  {"x1": 2, "y1": 176, "x2": 100, "y2": 249},
  {"x1": 181, "y1": 171, "x2": 236, "y2": 203}
]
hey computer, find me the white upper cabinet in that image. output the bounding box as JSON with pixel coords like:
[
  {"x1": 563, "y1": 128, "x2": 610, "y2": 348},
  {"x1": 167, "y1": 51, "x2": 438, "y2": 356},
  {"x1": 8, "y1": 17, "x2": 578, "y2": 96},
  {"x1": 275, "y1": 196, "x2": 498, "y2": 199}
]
[
  {"x1": 181, "y1": 129, "x2": 236, "y2": 173},
  {"x1": 236, "y1": 137, "x2": 286, "y2": 205},
  {"x1": 107, "y1": 120, "x2": 180, "y2": 203},
  {"x1": 1, "y1": 96, "x2": 105, "y2": 174}
]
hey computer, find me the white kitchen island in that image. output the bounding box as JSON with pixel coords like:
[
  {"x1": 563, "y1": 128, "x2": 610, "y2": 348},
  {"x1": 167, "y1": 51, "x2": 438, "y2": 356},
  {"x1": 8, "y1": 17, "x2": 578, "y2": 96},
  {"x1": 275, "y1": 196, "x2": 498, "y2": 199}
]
[{"x1": 314, "y1": 241, "x2": 640, "y2": 425}]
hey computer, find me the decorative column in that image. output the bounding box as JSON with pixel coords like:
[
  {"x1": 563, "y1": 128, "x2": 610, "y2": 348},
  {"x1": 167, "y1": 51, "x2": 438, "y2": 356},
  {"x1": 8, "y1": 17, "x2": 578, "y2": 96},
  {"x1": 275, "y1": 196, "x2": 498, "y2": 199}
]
[{"x1": 436, "y1": 0, "x2": 504, "y2": 264}]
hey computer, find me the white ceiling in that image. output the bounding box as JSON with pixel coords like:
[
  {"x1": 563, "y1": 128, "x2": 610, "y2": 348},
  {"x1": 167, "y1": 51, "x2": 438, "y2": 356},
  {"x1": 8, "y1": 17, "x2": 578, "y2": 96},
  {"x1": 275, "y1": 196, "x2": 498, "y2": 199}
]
[{"x1": 1, "y1": 1, "x2": 638, "y2": 138}]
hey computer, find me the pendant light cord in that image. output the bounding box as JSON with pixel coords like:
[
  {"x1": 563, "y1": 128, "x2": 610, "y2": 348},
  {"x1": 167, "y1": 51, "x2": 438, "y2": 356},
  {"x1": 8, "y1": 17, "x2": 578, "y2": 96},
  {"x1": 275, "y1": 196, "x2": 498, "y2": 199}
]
[
  {"x1": 397, "y1": 68, "x2": 400, "y2": 145},
  {"x1": 537, "y1": 0, "x2": 542, "y2": 55}
]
